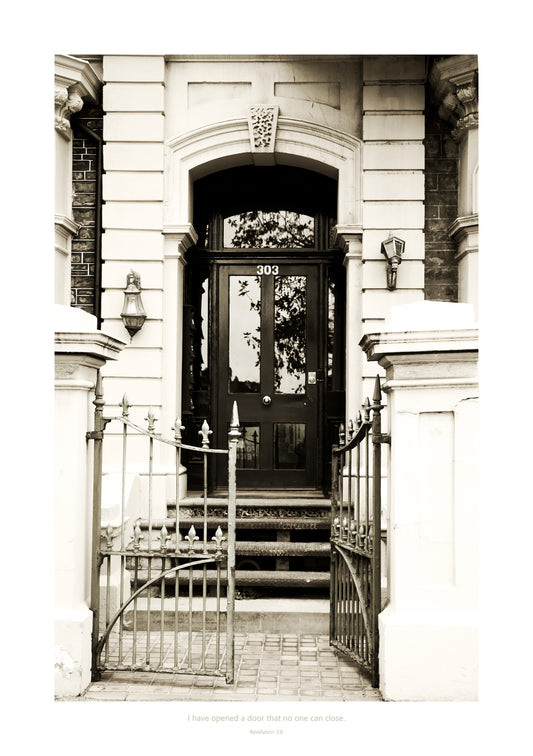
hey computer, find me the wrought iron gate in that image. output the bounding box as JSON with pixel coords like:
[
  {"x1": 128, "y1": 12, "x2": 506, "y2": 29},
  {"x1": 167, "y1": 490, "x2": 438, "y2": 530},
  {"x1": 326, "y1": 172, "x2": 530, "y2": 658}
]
[
  {"x1": 330, "y1": 376, "x2": 389, "y2": 688},
  {"x1": 88, "y1": 371, "x2": 239, "y2": 682}
]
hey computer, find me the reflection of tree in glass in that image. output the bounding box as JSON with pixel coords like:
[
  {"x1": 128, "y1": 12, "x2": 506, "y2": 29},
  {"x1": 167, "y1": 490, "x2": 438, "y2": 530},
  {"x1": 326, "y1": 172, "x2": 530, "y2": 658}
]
[
  {"x1": 227, "y1": 210, "x2": 314, "y2": 248},
  {"x1": 274, "y1": 276, "x2": 306, "y2": 394},
  {"x1": 238, "y1": 275, "x2": 306, "y2": 394},
  {"x1": 229, "y1": 276, "x2": 261, "y2": 392},
  {"x1": 239, "y1": 277, "x2": 261, "y2": 370}
]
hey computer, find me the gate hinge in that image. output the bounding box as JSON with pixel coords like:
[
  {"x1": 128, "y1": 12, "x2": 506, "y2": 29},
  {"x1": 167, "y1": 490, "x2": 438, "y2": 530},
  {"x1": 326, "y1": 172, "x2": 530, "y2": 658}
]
[
  {"x1": 86, "y1": 430, "x2": 103, "y2": 440},
  {"x1": 373, "y1": 433, "x2": 391, "y2": 444},
  {"x1": 86, "y1": 419, "x2": 111, "y2": 441}
]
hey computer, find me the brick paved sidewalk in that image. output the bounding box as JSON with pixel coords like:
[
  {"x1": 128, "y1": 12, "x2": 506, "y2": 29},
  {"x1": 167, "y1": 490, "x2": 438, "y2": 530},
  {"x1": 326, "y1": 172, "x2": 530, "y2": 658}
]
[{"x1": 77, "y1": 633, "x2": 382, "y2": 702}]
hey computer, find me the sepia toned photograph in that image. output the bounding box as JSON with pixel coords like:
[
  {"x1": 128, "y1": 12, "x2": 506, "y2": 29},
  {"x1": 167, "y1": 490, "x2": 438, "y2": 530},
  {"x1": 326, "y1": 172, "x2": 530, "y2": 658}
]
[{"x1": 53, "y1": 51, "x2": 479, "y2": 707}]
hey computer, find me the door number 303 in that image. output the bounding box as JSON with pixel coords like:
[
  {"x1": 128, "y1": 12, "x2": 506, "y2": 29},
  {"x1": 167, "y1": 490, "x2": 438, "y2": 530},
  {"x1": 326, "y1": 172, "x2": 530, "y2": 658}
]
[{"x1": 256, "y1": 264, "x2": 279, "y2": 276}]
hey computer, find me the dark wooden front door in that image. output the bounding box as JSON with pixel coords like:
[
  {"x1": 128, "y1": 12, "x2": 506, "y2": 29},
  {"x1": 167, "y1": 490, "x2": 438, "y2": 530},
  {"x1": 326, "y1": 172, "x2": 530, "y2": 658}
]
[{"x1": 214, "y1": 261, "x2": 321, "y2": 490}]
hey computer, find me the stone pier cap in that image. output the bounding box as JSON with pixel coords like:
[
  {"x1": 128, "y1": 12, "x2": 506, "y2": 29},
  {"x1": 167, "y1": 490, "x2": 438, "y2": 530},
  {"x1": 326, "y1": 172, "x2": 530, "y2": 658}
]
[
  {"x1": 360, "y1": 301, "x2": 478, "y2": 366},
  {"x1": 54, "y1": 304, "x2": 125, "y2": 362}
]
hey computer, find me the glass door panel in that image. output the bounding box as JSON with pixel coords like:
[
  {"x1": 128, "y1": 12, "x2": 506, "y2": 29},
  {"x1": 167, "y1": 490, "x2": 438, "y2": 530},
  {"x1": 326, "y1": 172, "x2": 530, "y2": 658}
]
[
  {"x1": 274, "y1": 275, "x2": 307, "y2": 394},
  {"x1": 228, "y1": 275, "x2": 261, "y2": 392},
  {"x1": 236, "y1": 424, "x2": 261, "y2": 469},
  {"x1": 274, "y1": 423, "x2": 306, "y2": 469}
]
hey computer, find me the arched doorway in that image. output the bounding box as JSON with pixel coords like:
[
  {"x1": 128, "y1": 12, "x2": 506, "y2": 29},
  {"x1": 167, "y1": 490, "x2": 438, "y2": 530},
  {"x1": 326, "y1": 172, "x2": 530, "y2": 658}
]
[{"x1": 182, "y1": 165, "x2": 346, "y2": 494}]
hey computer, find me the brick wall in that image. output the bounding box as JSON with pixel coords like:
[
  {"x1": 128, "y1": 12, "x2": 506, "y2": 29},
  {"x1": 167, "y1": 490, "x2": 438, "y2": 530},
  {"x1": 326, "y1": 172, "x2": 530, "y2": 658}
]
[
  {"x1": 71, "y1": 103, "x2": 103, "y2": 315},
  {"x1": 424, "y1": 87, "x2": 459, "y2": 302}
]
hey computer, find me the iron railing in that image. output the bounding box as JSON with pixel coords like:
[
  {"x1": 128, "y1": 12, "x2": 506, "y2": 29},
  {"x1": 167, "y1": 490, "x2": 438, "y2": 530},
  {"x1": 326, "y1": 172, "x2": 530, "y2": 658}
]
[
  {"x1": 88, "y1": 371, "x2": 239, "y2": 682},
  {"x1": 330, "y1": 376, "x2": 389, "y2": 687}
]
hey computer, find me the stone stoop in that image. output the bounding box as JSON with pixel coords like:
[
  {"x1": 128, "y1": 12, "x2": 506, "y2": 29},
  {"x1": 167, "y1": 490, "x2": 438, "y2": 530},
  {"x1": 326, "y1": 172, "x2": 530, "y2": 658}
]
[
  {"x1": 125, "y1": 495, "x2": 332, "y2": 632},
  {"x1": 132, "y1": 495, "x2": 332, "y2": 592}
]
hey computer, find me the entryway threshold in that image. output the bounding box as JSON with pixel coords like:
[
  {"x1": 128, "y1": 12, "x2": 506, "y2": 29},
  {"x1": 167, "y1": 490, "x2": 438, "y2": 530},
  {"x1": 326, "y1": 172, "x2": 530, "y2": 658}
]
[
  {"x1": 75, "y1": 631, "x2": 381, "y2": 702},
  {"x1": 237, "y1": 598, "x2": 329, "y2": 633},
  {"x1": 124, "y1": 597, "x2": 330, "y2": 634}
]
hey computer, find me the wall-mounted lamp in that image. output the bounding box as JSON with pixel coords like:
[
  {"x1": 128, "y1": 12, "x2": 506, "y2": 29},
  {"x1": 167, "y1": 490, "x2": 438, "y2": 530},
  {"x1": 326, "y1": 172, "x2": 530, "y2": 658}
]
[
  {"x1": 380, "y1": 235, "x2": 405, "y2": 291},
  {"x1": 121, "y1": 270, "x2": 146, "y2": 340}
]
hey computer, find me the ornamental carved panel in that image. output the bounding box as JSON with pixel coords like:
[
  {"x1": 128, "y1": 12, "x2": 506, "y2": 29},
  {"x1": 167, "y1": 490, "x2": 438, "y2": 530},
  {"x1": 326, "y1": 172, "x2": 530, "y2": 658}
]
[
  {"x1": 247, "y1": 105, "x2": 279, "y2": 151},
  {"x1": 180, "y1": 505, "x2": 329, "y2": 520}
]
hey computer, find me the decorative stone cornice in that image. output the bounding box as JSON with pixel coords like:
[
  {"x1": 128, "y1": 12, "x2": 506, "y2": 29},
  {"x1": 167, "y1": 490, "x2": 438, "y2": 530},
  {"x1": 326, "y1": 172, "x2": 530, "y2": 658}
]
[
  {"x1": 54, "y1": 54, "x2": 101, "y2": 137},
  {"x1": 162, "y1": 224, "x2": 199, "y2": 262},
  {"x1": 448, "y1": 214, "x2": 479, "y2": 262},
  {"x1": 448, "y1": 214, "x2": 478, "y2": 241},
  {"x1": 55, "y1": 213, "x2": 81, "y2": 237},
  {"x1": 429, "y1": 55, "x2": 478, "y2": 141},
  {"x1": 333, "y1": 225, "x2": 363, "y2": 257}
]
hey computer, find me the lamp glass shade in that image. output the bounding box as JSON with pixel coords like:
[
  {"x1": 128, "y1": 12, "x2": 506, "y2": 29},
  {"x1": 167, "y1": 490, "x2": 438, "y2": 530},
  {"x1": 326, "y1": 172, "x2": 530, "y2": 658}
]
[
  {"x1": 381, "y1": 236, "x2": 405, "y2": 261},
  {"x1": 120, "y1": 272, "x2": 147, "y2": 338}
]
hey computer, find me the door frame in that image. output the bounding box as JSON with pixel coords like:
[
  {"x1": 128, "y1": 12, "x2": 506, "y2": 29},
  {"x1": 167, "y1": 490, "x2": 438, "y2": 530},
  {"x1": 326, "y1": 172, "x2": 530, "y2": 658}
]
[
  {"x1": 190, "y1": 248, "x2": 345, "y2": 493},
  {"x1": 214, "y1": 258, "x2": 320, "y2": 490}
]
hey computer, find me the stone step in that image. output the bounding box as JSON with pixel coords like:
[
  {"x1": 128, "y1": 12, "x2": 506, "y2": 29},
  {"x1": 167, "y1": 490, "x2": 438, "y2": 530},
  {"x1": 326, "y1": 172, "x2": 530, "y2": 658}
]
[
  {"x1": 171, "y1": 497, "x2": 329, "y2": 507},
  {"x1": 123, "y1": 597, "x2": 330, "y2": 633},
  {"x1": 183, "y1": 489, "x2": 327, "y2": 500},
  {"x1": 140, "y1": 517, "x2": 331, "y2": 531},
  {"x1": 126, "y1": 541, "x2": 330, "y2": 559},
  {"x1": 132, "y1": 569, "x2": 330, "y2": 588},
  {"x1": 131, "y1": 497, "x2": 333, "y2": 596}
]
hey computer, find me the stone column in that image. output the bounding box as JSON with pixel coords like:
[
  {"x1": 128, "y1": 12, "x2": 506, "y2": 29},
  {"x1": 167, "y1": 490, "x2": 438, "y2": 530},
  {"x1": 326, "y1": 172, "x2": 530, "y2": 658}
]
[
  {"x1": 430, "y1": 56, "x2": 479, "y2": 317},
  {"x1": 334, "y1": 228, "x2": 363, "y2": 420},
  {"x1": 54, "y1": 305, "x2": 124, "y2": 697},
  {"x1": 161, "y1": 224, "x2": 198, "y2": 498},
  {"x1": 360, "y1": 301, "x2": 478, "y2": 701},
  {"x1": 55, "y1": 55, "x2": 101, "y2": 305}
]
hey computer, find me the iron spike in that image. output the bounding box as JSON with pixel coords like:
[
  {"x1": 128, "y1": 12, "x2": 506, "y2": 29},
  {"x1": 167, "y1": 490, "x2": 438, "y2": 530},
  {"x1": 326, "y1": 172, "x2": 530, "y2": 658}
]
[
  {"x1": 229, "y1": 401, "x2": 241, "y2": 440},
  {"x1": 95, "y1": 371, "x2": 103, "y2": 400},
  {"x1": 199, "y1": 419, "x2": 212, "y2": 448},
  {"x1": 145, "y1": 406, "x2": 157, "y2": 432},
  {"x1": 159, "y1": 523, "x2": 169, "y2": 552},
  {"x1": 133, "y1": 518, "x2": 143, "y2": 551},
  {"x1": 231, "y1": 401, "x2": 240, "y2": 428},
  {"x1": 105, "y1": 523, "x2": 114, "y2": 549},
  {"x1": 120, "y1": 393, "x2": 131, "y2": 418},
  {"x1": 212, "y1": 526, "x2": 226, "y2": 557},
  {"x1": 373, "y1": 375, "x2": 382, "y2": 403},
  {"x1": 173, "y1": 417, "x2": 185, "y2": 442},
  {"x1": 185, "y1": 525, "x2": 199, "y2": 554}
]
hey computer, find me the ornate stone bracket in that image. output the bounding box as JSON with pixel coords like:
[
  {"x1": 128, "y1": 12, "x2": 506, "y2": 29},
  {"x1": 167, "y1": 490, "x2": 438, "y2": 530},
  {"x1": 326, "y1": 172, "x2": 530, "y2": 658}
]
[
  {"x1": 55, "y1": 84, "x2": 85, "y2": 135},
  {"x1": 54, "y1": 54, "x2": 101, "y2": 137},
  {"x1": 429, "y1": 55, "x2": 478, "y2": 141}
]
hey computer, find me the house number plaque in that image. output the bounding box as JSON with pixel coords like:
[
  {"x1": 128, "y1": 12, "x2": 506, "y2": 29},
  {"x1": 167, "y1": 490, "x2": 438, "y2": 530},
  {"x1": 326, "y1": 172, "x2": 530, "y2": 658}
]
[{"x1": 256, "y1": 264, "x2": 279, "y2": 276}]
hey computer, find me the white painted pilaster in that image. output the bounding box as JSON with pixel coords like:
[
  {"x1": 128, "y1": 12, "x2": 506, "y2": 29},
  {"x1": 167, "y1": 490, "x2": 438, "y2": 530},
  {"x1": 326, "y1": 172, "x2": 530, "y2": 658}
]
[
  {"x1": 335, "y1": 228, "x2": 363, "y2": 419},
  {"x1": 161, "y1": 224, "x2": 198, "y2": 498}
]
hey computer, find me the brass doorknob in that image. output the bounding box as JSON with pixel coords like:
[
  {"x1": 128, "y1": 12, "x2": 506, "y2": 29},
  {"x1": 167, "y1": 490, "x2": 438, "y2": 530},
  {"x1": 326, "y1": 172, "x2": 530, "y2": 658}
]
[{"x1": 262, "y1": 395, "x2": 272, "y2": 406}]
